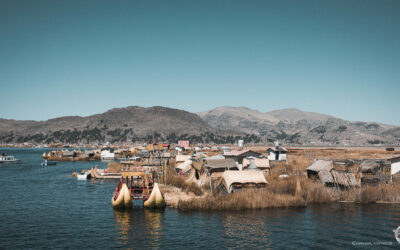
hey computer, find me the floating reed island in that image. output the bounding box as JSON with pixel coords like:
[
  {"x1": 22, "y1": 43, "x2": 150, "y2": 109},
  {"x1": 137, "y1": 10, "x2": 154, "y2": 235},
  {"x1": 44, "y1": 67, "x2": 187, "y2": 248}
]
[{"x1": 75, "y1": 144, "x2": 400, "y2": 210}]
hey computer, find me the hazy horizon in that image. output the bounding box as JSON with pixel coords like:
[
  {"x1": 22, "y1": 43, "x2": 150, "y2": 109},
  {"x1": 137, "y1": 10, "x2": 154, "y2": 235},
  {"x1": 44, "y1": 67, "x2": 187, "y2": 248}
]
[{"x1": 1, "y1": 0, "x2": 399, "y2": 125}]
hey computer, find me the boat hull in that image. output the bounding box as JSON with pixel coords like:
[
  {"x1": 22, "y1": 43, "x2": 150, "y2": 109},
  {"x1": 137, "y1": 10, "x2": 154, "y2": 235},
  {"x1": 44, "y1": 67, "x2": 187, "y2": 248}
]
[
  {"x1": 143, "y1": 183, "x2": 166, "y2": 208},
  {"x1": 111, "y1": 183, "x2": 132, "y2": 209}
]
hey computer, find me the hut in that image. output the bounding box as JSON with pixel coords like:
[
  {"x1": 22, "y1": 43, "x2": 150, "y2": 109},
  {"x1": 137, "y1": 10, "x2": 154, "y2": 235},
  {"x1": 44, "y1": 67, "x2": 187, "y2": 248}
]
[
  {"x1": 175, "y1": 159, "x2": 193, "y2": 175},
  {"x1": 306, "y1": 160, "x2": 333, "y2": 179},
  {"x1": 62, "y1": 150, "x2": 76, "y2": 158},
  {"x1": 267, "y1": 146, "x2": 287, "y2": 161},
  {"x1": 330, "y1": 170, "x2": 360, "y2": 188},
  {"x1": 223, "y1": 150, "x2": 262, "y2": 165},
  {"x1": 217, "y1": 171, "x2": 267, "y2": 194},
  {"x1": 243, "y1": 157, "x2": 271, "y2": 174},
  {"x1": 204, "y1": 159, "x2": 238, "y2": 179},
  {"x1": 360, "y1": 159, "x2": 391, "y2": 185},
  {"x1": 388, "y1": 156, "x2": 400, "y2": 175},
  {"x1": 307, "y1": 160, "x2": 359, "y2": 188},
  {"x1": 243, "y1": 157, "x2": 270, "y2": 170}
]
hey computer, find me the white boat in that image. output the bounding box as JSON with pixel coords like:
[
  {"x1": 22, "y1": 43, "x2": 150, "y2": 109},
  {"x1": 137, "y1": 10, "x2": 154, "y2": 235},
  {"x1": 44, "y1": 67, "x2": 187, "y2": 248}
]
[
  {"x1": 41, "y1": 160, "x2": 57, "y2": 166},
  {"x1": 0, "y1": 154, "x2": 20, "y2": 163},
  {"x1": 77, "y1": 171, "x2": 91, "y2": 180}
]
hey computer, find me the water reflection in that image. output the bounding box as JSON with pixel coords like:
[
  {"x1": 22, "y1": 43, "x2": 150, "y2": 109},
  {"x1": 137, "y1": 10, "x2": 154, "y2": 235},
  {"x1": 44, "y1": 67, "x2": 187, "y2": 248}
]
[
  {"x1": 113, "y1": 209, "x2": 133, "y2": 245},
  {"x1": 221, "y1": 211, "x2": 272, "y2": 249},
  {"x1": 144, "y1": 209, "x2": 164, "y2": 248},
  {"x1": 113, "y1": 208, "x2": 164, "y2": 248}
]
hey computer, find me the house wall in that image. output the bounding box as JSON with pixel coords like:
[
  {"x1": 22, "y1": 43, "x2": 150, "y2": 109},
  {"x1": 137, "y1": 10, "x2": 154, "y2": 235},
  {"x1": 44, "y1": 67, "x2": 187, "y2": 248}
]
[
  {"x1": 268, "y1": 151, "x2": 286, "y2": 161},
  {"x1": 268, "y1": 152, "x2": 276, "y2": 161},
  {"x1": 391, "y1": 162, "x2": 400, "y2": 175}
]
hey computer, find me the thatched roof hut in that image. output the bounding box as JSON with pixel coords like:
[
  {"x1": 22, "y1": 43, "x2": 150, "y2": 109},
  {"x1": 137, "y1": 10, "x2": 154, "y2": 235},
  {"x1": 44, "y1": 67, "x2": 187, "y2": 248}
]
[
  {"x1": 307, "y1": 160, "x2": 359, "y2": 188},
  {"x1": 331, "y1": 170, "x2": 360, "y2": 188},
  {"x1": 175, "y1": 159, "x2": 193, "y2": 174},
  {"x1": 218, "y1": 171, "x2": 267, "y2": 194},
  {"x1": 306, "y1": 160, "x2": 333, "y2": 178},
  {"x1": 243, "y1": 158, "x2": 270, "y2": 170},
  {"x1": 318, "y1": 170, "x2": 334, "y2": 185},
  {"x1": 204, "y1": 159, "x2": 238, "y2": 172},
  {"x1": 360, "y1": 159, "x2": 380, "y2": 173}
]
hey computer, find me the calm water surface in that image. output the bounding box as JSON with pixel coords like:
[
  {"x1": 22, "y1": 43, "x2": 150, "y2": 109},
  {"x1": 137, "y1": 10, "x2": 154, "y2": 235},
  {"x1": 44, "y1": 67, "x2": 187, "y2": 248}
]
[{"x1": 1, "y1": 148, "x2": 400, "y2": 249}]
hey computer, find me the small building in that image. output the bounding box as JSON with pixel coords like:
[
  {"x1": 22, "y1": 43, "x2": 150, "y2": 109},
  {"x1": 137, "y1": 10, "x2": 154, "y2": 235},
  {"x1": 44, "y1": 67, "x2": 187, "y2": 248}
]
[
  {"x1": 62, "y1": 150, "x2": 76, "y2": 158},
  {"x1": 204, "y1": 159, "x2": 238, "y2": 179},
  {"x1": 223, "y1": 150, "x2": 262, "y2": 165},
  {"x1": 162, "y1": 144, "x2": 170, "y2": 150},
  {"x1": 388, "y1": 156, "x2": 400, "y2": 175},
  {"x1": 101, "y1": 148, "x2": 115, "y2": 160},
  {"x1": 178, "y1": 140, "x2": 190, "y2": 148},
  {"x1": 175, "y1": 159, "x2": 193, "y2": 174},
  {"x1": 243, "y1": 157, "x2": 271, "y2": 174},
  {"x1": 306, "y1": 160, "x2": 333, "y2": 179},
  {"x1": 217, "y1": 171, "x2": 267, "y2": 194},
  {"x1": 267, "y1": 146, "x2": 287, "y2": 161},
  {"x1": 307, "y1": 160, "x2": 359, "y2": 188},
  {"x1": 360, "y1": 159, "x2": 391, "y2": 185}
]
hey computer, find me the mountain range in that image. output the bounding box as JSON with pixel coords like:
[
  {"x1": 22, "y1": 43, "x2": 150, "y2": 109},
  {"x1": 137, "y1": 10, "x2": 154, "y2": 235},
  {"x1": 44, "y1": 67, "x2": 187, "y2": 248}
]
[{"x1": 1, "y1": 106, "x2": 399, "y2": 146}]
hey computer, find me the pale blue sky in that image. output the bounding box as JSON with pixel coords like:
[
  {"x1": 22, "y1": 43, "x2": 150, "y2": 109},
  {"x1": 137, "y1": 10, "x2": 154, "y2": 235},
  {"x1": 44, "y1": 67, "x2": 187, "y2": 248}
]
[{"x1": 0, "y1": 0, "x2": 399, "y2": 125}]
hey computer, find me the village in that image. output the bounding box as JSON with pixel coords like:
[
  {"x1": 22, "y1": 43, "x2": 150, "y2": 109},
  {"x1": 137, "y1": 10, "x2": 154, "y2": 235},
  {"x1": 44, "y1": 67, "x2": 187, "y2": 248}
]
[{"x1": 35, "y1": 139, "x2": 400, "y2": 210}]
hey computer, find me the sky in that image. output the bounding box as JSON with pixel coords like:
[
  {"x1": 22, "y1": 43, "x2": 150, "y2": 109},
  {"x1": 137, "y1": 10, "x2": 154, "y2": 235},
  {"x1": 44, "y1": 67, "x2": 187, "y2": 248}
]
[{"x1": 0, "y1": 0, "x2": 399, "y2": 125}]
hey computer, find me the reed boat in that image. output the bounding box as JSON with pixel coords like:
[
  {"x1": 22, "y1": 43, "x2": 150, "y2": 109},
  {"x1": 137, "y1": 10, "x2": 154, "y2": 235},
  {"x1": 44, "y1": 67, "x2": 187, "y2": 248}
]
[
  {"x1": 91, "y1": 166, "x2": 121, "y2": 179},
  {"x1": 143, "y1": 183, "x2": 166, "y2": 208},
  {"x1": 111, "y1": 182, "x2": 132, "y2": 208}
]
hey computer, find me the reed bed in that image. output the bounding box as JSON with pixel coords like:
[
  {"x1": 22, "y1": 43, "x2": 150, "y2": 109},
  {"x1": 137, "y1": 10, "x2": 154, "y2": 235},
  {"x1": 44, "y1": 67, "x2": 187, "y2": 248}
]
[
  {"x1": 170, "y1": 147, "x2": 399, "y2": 210},
  {"x1": 164, "y1": 166, "x2": 204, "y2": 196}
]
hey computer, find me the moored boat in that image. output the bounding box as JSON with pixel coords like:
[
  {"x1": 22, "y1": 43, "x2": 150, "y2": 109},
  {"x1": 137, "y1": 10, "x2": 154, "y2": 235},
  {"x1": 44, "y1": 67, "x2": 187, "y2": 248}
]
[
  {"x1": 143, "y1": 183, "x2": 166, "y2": 208},
  {"x1": 77, "y1": 171, "x2": 91, "y2": 180},
  {"x1": 111, "y1": 182, "x2": 132, "y2": 208},
  {"x1": 0, "y1": 153, "x2": 20, "y2": 163},
  {"x1": 41, "y1": 160, "x2": 57, "y2": 166}
]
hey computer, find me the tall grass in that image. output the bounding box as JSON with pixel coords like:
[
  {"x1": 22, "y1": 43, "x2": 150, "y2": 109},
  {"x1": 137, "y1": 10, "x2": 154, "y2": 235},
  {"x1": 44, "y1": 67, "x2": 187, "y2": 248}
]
[
  {"x1": 164, "y1": 166, "x2": 203, "y2": 196},
  {"x1": 178, "y1": 188, "x2": 306, "y2": 211},
  {"x1": 171, "y1": 147, "x2": 400, "y2": 210}
]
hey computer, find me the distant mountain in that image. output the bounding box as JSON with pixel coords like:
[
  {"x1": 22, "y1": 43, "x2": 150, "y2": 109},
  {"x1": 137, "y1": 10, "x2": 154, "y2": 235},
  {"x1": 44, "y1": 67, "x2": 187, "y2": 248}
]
[
  {"x1": 0, "y1": 106, "x2": 399, "y2": 146},
  {"x1": 0, "y1": 106, "x2": 250, "y2": 145},
  {"x1": 198, "y1": 107, "x2": 400, "y2": 146}
]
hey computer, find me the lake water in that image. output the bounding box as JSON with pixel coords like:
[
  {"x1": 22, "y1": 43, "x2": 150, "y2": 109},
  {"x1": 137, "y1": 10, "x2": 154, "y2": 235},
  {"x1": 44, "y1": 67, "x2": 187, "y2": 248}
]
[{"x1": 1, "y1": 148, "x2": 400, "y2": 249}]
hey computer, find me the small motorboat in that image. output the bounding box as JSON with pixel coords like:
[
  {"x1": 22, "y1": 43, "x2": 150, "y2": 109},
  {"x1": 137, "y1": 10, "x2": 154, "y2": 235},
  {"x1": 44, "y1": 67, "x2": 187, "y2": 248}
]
[
  {"x1": 77, "y1": 171, "x2": 91, "y2": 180},
  {"x1": 111, "y1": 182, "x2": 132, "y2": 209},
  {"x1": 41, "y1": 160, "x2": 57, "y2": 166},
  {"x1": 0, "y1": 153, "x2": 20, "y2": 163}
]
